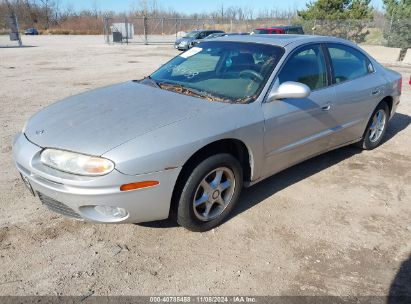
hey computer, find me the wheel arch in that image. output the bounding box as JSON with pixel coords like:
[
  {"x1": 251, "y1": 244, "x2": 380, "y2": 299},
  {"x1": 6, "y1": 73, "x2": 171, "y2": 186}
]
[
  {"x1": 169, "y1": 138, "x2": 254, "y2": 217},
  {"x1": 381, "y1": 95, "x2": 393, "y2": 115}
]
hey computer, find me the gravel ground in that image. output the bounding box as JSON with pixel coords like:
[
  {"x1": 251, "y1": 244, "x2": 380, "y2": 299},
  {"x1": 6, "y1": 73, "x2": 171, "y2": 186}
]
[{"x1": 0, "y1": 35, "x2": 410, "y2": 297}]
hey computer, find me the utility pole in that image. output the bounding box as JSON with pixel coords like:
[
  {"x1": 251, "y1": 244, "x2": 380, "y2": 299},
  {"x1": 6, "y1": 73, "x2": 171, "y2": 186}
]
[{"x1": 4, "y1": 0, "x2": 23, "y2": 46}]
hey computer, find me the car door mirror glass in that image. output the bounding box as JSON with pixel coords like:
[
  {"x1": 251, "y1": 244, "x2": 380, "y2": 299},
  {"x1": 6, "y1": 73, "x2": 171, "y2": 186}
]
[{"x1": 267, "y1": 81, "x2": 311, "y2": 102}]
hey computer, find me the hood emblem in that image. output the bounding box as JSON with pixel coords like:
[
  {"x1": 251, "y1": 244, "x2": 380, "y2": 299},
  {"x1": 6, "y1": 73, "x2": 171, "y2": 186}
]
[{"x1": 35, "y1": 130, "x2": 45, "y2": 135}]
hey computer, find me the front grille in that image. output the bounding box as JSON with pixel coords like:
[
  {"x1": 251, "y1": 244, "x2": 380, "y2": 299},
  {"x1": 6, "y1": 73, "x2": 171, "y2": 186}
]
[{"x1": 37, "y1": 192, "x2": 82, "y2": 219}]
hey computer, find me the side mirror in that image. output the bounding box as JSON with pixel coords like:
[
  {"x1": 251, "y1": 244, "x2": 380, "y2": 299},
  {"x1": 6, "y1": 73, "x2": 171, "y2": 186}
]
[{"x1": 267, "y1": 81, "x2": 311, "y2": 102}]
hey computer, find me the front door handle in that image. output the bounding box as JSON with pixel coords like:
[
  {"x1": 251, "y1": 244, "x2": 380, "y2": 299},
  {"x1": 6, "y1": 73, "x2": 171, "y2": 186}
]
[
  {"x1": 321, "y1": 103, "x2": 331, "y2": 111},
  {"x1": 372, "y1": 89, "x2": 381, "y2": 96}
]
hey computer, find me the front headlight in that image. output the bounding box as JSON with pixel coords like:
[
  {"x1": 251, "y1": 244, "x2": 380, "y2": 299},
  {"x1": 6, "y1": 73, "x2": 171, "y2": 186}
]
[{"x1": 40, "y1": 149, "x2": 114, "y2": 176}]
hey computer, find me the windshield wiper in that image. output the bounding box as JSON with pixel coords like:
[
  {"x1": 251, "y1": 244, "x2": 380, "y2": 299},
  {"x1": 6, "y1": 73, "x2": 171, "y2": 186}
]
[
  {"x1": 136, "y1": 76, "x2": 160, "y2": 88},
  {"x1": 158, "y1": 81, "x2": 226, "y2": 102}
]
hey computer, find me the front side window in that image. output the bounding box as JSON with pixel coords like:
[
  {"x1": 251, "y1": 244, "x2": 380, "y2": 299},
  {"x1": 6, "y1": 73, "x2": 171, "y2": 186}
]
[
  {"x1": 198, "y1": 32, "x2": 208, "y2": 39},
  {"x1": 278, "y1": 44, "x2": 328, "y2": 91},
  {"x1": 150, "y1": 41, "x2": 284, "y2": 103},
  {"x1": 327, "y1": 44, "x2": 371, "y2": 84}
]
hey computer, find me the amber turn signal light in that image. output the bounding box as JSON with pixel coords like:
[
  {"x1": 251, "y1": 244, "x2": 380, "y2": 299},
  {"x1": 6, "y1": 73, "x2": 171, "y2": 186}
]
[{"x1": 120, "y1": 181, "x2": 159, "y2": 191}]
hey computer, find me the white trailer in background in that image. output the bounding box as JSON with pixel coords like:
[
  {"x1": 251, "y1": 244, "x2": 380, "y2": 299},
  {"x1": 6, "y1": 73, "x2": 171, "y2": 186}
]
[{"x1": 111, "y1": 22, "x2": 134, "y2": 42}]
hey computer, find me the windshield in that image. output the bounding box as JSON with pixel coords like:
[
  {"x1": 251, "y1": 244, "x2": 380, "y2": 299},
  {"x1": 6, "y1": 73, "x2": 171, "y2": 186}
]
[
  {"x1": 150, "y1": 41, "x2": 284, "y2": 103},
  {"x1": 184, "y1": 31, "x2": 200, "y2": 38}
]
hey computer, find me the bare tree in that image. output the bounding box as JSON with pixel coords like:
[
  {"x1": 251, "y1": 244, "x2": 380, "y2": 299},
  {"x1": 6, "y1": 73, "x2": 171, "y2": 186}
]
[
  {"x1": 39, "y1": 0, "x2": 50, "y2": 29},
  {"x1": 91, "y1": 0, "x2": 99, "y2": 19}
]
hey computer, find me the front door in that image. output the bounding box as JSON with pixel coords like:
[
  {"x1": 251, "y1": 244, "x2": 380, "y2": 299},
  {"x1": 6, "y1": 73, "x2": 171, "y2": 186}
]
[{"x1": 262, "y1": 43, "x2": 337, "y2": 177}]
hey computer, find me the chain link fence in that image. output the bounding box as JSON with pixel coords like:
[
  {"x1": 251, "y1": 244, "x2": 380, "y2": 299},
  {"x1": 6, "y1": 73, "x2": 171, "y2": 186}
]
[
  {"x1": 103, "y1": 16, "x2": 410, "y2": 48},
  {"x1": 104, "y1": 17, "x2": 304, "y2": 44}
]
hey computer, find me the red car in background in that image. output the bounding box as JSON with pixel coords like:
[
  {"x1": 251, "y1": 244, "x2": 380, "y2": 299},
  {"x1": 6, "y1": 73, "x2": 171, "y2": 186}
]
[{"x1": 252, "y1": 26, "x2": 304, "y2": 35}]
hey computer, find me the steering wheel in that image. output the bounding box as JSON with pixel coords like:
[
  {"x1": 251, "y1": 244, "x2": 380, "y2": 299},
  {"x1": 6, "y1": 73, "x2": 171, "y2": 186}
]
[{"x1": 239, "y1": 69, "x2": 264, "y2": 82}]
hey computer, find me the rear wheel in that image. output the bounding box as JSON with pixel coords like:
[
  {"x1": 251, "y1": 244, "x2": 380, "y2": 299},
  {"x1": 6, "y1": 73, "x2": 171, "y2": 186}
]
[
  {"x1": 176, "y1": 154, "x2": 243, "y2": 232},
  {"x1": 356, "y1": 102, "x2": 389, "y2": 150}
]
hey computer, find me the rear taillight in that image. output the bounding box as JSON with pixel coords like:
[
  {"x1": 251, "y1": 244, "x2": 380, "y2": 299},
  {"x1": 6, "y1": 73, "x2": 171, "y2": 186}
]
[{"x1": 408, "y1": 76, "x2": 411, "y2": 85}]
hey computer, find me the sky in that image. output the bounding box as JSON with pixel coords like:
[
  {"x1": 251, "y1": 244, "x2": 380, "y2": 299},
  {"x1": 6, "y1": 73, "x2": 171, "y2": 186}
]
[{"x1": 62, "y1": 0, "x2": 385, "y2": 14}]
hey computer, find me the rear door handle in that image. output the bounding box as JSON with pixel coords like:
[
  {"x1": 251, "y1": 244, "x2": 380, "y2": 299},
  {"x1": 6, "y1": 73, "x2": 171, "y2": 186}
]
[{"x1": 321, "y1": 103, "x2": 331, "y2": 111}]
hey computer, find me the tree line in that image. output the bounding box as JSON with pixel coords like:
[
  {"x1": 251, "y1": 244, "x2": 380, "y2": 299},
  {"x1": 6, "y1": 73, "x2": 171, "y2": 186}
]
[{"x1": 1, "y1": 0, "x2": 410, "y2": 50}]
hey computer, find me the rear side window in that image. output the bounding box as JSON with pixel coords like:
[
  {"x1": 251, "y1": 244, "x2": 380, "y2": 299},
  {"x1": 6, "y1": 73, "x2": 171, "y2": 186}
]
[
  {"x1": 327, "y1": 44, "x2": 372, "y2": 84},
  {"x1": 286, "y1": 28, "x2": 303, "y2": 34},
  {"x1": 278, "y1": 44, "x2": 328, "y2": 91}
]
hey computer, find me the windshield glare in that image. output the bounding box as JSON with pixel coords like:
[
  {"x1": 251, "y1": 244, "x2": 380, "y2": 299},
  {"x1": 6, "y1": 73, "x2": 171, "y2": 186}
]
[{"x1": 150, "y1": 41, "x2": 284, "y2": 103}]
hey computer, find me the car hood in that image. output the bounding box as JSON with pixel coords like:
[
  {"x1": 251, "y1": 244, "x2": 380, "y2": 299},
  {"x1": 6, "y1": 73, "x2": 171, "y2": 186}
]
[{"x1": 25, "y1": 81, "x2": 227, "y2": 155}]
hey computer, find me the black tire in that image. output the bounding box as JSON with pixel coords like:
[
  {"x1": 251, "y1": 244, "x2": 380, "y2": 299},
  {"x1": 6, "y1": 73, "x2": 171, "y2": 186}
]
[
  {"x1": 356, "y1": 101, "x2": 389, "y2": 150},
  {"x1": 176, "y1": 153, "x2": 243, "y2": 232}
]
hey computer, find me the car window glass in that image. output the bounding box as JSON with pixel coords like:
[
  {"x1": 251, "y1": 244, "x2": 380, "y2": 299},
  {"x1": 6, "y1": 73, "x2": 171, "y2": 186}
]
[
  {"x1": 184, "y1": 31, "x2": 198, "y2": 38},
  {"x1": 171, "y1": 53, "x2": 219, "y2": 76},
  {"x1": 328, "y1": 44, "x2": 370, "y2": 84},
  {"x1": 253, "y1": 29, "x2": 269, "y2": 34},
  {"x1": 150, "y1": 42, "x2": 284, "y2": 103},
  {"x1": 278, "y1": 44, "x2": 327, "y2": 90},
  {"x1": 286, "y1": 28, "x2": 300, "y2": 34}
]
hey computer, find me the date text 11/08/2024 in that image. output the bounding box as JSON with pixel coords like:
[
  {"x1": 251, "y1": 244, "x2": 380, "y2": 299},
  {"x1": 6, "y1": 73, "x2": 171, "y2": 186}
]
[{"x1": 149, "y1": 296, "x2": 256, "y2": 303}]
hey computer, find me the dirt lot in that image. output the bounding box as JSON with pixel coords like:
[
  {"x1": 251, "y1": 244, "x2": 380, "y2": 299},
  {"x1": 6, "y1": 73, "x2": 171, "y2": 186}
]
[{"x1": 0, "y1": 35, "x2": 410, "y2": 297}]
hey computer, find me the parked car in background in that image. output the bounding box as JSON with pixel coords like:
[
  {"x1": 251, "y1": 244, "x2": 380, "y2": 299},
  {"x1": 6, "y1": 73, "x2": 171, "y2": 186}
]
[
  {"x1": 191, "y1": 32, "x2": 249, "y2": 47},
  {"x1": 13, "y1": 35, "x2": 401, "y2": 231},
  {"x1": 24, "y1": 28, "x2": 39, "y2": 35},
  {"x1": 252, "y1": 26, "x2": 304, "y2": 35},
  {"x1": 174, "y1": 30, "x2": 224, "y2": 50}
]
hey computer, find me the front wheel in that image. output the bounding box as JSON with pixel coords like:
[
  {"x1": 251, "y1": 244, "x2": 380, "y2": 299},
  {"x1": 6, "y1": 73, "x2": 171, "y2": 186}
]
[
  {"x1": 176, "y1": 154, "x2": 243, "y2": 232},
  {"x1": 356, "y1": 102, "x2": 389, "y2": 150}
]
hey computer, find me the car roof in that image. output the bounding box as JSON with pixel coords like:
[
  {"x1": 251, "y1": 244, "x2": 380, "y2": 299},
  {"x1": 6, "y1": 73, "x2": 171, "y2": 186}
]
[
  {"x1": 191, "y1": 30, "x2": 224, "y2": 33},
  {"x1": 209, "y1": 34, "x2": 355, "y2": 48},
  {"x1": 255, "y1": 26, "x2": 302, "y2": 30}
]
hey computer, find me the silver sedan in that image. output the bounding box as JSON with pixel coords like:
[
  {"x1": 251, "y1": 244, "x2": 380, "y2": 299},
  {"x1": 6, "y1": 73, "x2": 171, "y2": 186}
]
[{"x1": 13, "y1": 35, "x2": 402, "y2": 231}]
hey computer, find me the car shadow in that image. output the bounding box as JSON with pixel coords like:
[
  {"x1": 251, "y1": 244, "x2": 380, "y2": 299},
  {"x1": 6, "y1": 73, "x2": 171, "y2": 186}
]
[
  {"x1": 383, "y1": 112, "x2": 411, "y2": 144},
  {"x1": 230, "y1": 112, "x2": 410, "y2": 221},
  {"x1": 387, "y1": 253, "x2": 411, "y2": 304},
  {"x1": 0, "y1": 45, "x2": 37, "y2": 48},
  {"x1": 229, "y1": 145, "x2": 361, "y2": 221},
  {"x1": 138, "y1": 112, "x2": 410, "y2": 229},
  {"x1": 137, "y1": 218, "x2": 179, "y2": 228}
]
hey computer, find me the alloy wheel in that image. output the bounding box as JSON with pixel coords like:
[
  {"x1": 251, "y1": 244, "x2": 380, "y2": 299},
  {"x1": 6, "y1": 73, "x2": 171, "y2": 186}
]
[
  {"x1": 192, "y1": 167, "x2": 236, "y2": 222},
  {"x1": 369, "y1": 109, "x2": 386, "y2": 143}
]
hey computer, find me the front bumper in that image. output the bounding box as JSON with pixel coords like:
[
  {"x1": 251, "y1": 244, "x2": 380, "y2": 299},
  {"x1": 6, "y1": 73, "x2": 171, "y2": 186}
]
[
  {"x1": 174, "y1": 43, "x2": 189, "y2": 51},
  {"x1": 12, "y1": 133, "x2": 181, "y2": 223}
]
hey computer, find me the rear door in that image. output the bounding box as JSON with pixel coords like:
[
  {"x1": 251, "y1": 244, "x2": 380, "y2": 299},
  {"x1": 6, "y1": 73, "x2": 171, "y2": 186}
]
[
  {"x1": 324, "y1": 43, "x2": 387, "y2": 147},
  {"x1": 262, "y1": 43, "x2": 337, "y2": 177}
]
